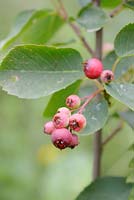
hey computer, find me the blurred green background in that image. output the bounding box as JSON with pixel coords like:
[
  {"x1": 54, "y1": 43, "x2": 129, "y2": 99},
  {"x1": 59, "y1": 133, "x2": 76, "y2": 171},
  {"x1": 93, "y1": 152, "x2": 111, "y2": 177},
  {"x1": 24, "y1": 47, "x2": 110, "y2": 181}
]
[{"x1": 0, "y1": 1, "x2": 133, "y2": 200}]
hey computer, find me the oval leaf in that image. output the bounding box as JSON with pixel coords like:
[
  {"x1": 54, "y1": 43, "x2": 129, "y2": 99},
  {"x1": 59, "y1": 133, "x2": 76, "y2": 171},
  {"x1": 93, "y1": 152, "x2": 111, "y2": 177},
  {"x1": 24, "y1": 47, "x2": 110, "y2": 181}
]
[
  {"x1": 76, "y1": 177, "x2": 132, "y2": 200},
  {"x1": 119, "y1": 110, "x2": 134, "y2": 129},
  {"x1": 105, "y1": 83, "x2": 134, "y2": 111},
  {"x1": 124, "y1": 1, "x2": 134, "y2": 10},
  {"x1": 115, "y1": 56, "x2": 134, "y2": 79},
  {"x1": 79, "y1": 83, "x2": 108, "y2": 135},
  {"x1": 78, "y1": 0, "x2": 92, "y2": 7},
  {"x1": 82, "y1": 97, "x2": 108, "y2": 134},
  {"x1": 103, "y1": 51, "x2": 117, "y2": 70},
  {"x1": 0, "y1": 9, "x2": 64, "y2": 50},
  {"x1": 101, "y1": 0, "x2": 122, "y2": 8},
  {"x1": 43, "y1": 80, "x2": 82, "y2": 118},
  {"x1": 114, "y1": 23, "x2": 134, "y2": 57},
  {"x1": 0, "y1": 45, "x2": 83, "y2": 99},
  {"x1": 77, "y1": 6, "x2": 109, "y2": 32}
]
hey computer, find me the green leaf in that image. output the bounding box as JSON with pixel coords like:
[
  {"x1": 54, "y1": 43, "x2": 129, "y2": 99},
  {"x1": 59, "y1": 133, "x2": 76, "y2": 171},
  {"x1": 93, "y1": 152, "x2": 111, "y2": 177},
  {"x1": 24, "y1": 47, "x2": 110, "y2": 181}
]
[
  {"x1": 0, "y1": 9, "x2": 64, "y2": 50},
  {"x1": 77, "y1": 5, "x2": 109, "y2": 32},
  {"x1": 124, "y1": 1, "x2": 134, "y2": 10},
  {"x1": 79, "y1": 83, "x2": 108, "y2": 135},
  {"x1": 78, "y1": 0, "x2": 92, "y2": 7},
  {"x1": 129, "y1": 158, "x2": 134, "y2": 168},
  {"x1": 103, "y1": 51, "x2": 117, "y2": 70},
  {"x1": 129, "y1": 188, "x2": 134, "y2": 199},
  {"x1": 115, "y1": 56, "x2": 134, "y2": 79},
  {"x1": 119, "y1": 110, "x2": 134, "y2": 129},
  {"x1": 76, "y1": 177, "x2": 132, "y2": 200},
  {"x1": 0, "y1": 45, "x2": 83, "y2": 99},
  {"x1": 103, "y1": 52, "x2": 134, "y2": 80},
  {"x1": 101, "y1": 0, "x2": 122, "y2": 8},
  {"x1": 105, "y1": 83, "x2": 134, "y2": 111},
  {"x1": 128, "y1": 144, "x2": 134, "y2": 151},
  {"x1": 127, "y1": 170, "x2": 134, "y2": 183},
  {"x1": 82, "y1": 97, "x2": 108, "y2": 134},
  {"x1": 43, "y1": 80, "x2": 82, "y2": 118},
  {"x1": 114, "y1": 24, "x2": 134, "y2": 57}
]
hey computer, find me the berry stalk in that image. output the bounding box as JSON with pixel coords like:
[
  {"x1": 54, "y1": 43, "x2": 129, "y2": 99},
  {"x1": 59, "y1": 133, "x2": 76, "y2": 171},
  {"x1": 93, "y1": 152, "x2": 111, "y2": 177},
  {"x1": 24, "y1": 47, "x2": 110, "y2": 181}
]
[{"x1": 78, "y1": 88, "x2": 104, "y2": 114}]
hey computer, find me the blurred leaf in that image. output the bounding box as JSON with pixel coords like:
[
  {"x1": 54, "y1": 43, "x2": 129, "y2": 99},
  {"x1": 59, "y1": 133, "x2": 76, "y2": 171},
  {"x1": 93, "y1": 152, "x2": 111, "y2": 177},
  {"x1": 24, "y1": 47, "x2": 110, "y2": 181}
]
[
  {"x1": 78, "y1": 0, "x2": 92, "y2": 7},
  {"x1": 0, "y1": 9, "x2": 64, "y2": 50},
  {"x1": 43, "y1": 80, "x2": 82, "y2": 118},
  {"x1": 103, "y1": 51, "x2": 117, "y2": 70},
  {"x1": 79, "y1": 83, "x2": 108, "y2": 135},
  {"x1": 127, "y1": 170, "x2": 134, "y2": 183},
  {"x1": 52, "y1": 39, "x2": 76, "y2": 47},
  {"x1": 114, "y1": 23, "x2": 134, "y2": 57},
  {"x1": 0, "y1": 45, "x2": 83, "y2": 99},
  {"x1": 76, "y1": 177, "x2": 132, "y2": 200},
  {"x1": 101, "y1": 0, "x2": 122, "y2": 8},
  {"x1": 129, "y1": 158, "x2": 134, "y2": 168},
  {"x1": 77, "y1": 5, "x2": 109, "y2": 32},
  {"x1": 124, "y1": 1, "x2": 134, "y2": 10},
  {"x1": 129, "y1": 188, "x2": 134, "y2": 200},
  {"x1": 105, "y1": 83, "x2": 134, "y2": 111},
  {"x1": 82, "y1": 97, "x2": 108, "y2": 135},
  {"x1": 119, "y1": 110, "x2": 134, "y2": 129},
  {"x1": 115, "y1": 56, "x2": 134, "y2": 79},
  {"x1": 128, "y1": 144, "x2": 134, "y2": 151}
]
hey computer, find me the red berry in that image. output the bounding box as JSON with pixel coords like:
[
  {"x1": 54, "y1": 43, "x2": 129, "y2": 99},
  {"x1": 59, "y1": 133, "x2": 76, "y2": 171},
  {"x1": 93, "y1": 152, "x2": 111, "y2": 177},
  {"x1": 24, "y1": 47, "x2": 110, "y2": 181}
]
[
  {"x1": 69, "y1": 113, "x2": 86, "y2": 132},
  {"x1": 57, "y1": 107, "x2": 71, "y2": 117},
  {"x1": 100, "y1": 70, "x2": 114, "y2": 83},
  {"x1": 51, "y1": 128, "x2": 72, "y2": 150},
  {"x1": 43, "y1": 121, "x2": 55, "y2": 135},
  {"x1": 53, "y1": 113, "x2": 69, "y2": 129},
  {"x1": 69, "y1": 134, "x2": 79, "y2": 149},
  {"x1": 83, "y1": 58, "x2": 103, "y2": 79},
  {"x1": 66, "y1": 95, "x2": 81, "y2": 109}
]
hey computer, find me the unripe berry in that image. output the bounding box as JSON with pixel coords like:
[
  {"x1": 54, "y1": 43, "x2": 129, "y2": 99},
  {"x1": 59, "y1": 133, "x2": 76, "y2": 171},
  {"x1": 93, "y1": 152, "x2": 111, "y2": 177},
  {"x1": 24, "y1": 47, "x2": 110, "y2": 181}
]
[
  {"x1": 57, "y1": 107, "x2": 71, "y2": 117},
  {"x1": 100, "y1": 70, "x2": 114, "y2": 83},
  {"x1": 43, "y1": 121, "x2": 55, "y2": 135},
  {"x1": 66, "y1": 94, "x2": 81, "y2": 109},
  {"x1": 53, "y1": 113, "x2": 69, "y2": 129},
  {"x1": 51, "y1": 128, "x2": 72, "y2": 150},
  {"x1": 83, "y1": 58, "x2": 103, "y2": 79},
  {"x1": 69, "y1": 134, "x2": 79, "y2": 149},
  {"x1": 69, "y1": 113, "x2": 86, "y2": 132}
]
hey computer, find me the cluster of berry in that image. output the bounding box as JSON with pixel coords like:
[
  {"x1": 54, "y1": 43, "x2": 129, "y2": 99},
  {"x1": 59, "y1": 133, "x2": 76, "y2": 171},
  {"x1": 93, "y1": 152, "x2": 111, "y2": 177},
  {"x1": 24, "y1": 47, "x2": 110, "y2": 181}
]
[
  {"x1": 43, "y1": 58, "x2": 114, "y2": 150},
  {"x1": 83, "y1": 58, "x2": 114, "y2": 82},
  {"x1": 44, "y1": 95, "x2": 86, "y2": 150}
]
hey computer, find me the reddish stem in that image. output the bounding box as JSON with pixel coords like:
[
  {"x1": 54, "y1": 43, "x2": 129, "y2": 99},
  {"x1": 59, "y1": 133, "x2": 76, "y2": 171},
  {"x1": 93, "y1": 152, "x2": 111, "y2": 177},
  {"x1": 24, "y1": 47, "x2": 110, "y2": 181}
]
[{"x1": 78, "y1": 88, "x2": 103, "y2": 114}]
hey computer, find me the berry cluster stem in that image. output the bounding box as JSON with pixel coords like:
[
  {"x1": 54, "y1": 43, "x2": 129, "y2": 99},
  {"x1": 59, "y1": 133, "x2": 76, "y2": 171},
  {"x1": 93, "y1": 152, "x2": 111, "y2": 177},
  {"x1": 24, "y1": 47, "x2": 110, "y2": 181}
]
[{"x1": 78, "y1": 88, "x2": 103, "y2": 114}]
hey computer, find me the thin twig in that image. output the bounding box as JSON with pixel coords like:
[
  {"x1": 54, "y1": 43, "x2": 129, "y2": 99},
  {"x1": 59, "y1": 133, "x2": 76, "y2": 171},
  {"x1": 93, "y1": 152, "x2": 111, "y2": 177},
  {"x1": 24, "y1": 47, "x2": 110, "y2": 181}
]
[
  {"x1": 78, "y1": 88, "x2": 104, "y2": 114},
  {"x1": 57, "y1": 0, "x2": 95, "y2": 56},
  {"x1": 110, "y1": 4, "x2": 124, "y2": 18},
  {"x1": 102, "y1": 121, "x2": 124, "y2": 146}
]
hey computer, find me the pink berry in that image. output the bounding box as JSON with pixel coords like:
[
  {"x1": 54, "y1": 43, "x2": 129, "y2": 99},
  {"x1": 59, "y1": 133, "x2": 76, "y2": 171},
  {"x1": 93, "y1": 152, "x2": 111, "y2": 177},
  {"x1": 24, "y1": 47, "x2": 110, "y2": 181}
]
[
  {"x1": 66, "y1": 94, "x2": 81, "y2": 109},
  {"x1": 69, "y1": 113, "x2": 86, "y2": 132},
  {"x1": 43, "y1": 121, "x2": 55, "y2": 135},
  {"x1": 83, "y1": 58, "x2": 103, "y2": 79},
  {"x1": 51, "y1": 128, "x2": 72, "y2": 150},
  {"x1": 100, "y1": 70, "x2": 114, "y2": 83},
  {"x1": 69, "y1": 134, "x2": 79, "y2": 149},
  {"x1": 57, "y1": 107, "x2": 71, "y2": 117},
  {"x1": 53, "y1": 113, "x2": 69, "y2": 129}
]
